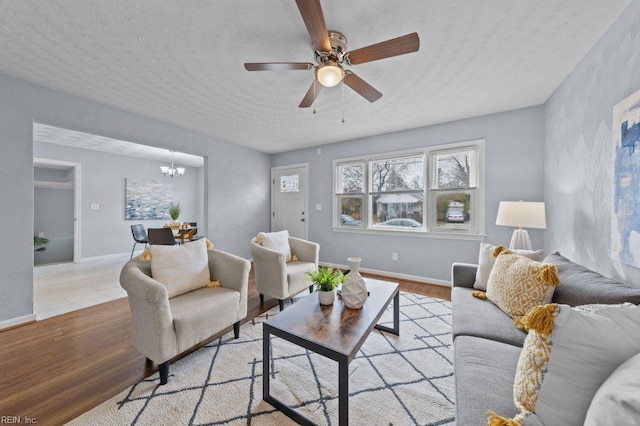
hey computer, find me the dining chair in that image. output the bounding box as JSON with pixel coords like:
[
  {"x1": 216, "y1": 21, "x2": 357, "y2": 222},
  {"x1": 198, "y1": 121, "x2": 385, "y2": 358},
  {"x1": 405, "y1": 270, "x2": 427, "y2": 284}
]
[
  {"x1": 130, "y1": 224, "x2": 148, "y2": 259},
  {"x1": 175, "y1": 223, "x2": 199, "y2": 244},
  {"x1": 147, "y1": 228, "x2": 176, "y2": 245},
  {"x1": 174, "y1": 227, "x2": 190, "y2": 245},
  {"x1": 188, "y1": 222, "x2": 199, "y2": 240}
]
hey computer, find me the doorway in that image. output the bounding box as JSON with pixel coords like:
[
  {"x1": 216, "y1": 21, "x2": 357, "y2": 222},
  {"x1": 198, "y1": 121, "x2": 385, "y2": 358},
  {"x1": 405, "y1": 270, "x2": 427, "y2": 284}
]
[
  {"x1": 271, "y1": 164, "x2": 308, "y2": 239},
  {"x1": 33, "y1": 158, "x2": 81, "y2": 265},
  {"x1": 32, "y1": 122, "x2": 206, "y2": 319}
]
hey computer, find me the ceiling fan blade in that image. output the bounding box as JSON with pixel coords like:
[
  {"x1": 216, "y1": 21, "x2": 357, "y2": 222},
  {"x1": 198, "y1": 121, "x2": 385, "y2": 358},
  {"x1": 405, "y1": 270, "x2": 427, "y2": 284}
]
[
  {"x1": 299, "y1": 80, "x2": 323, "y2": 108},
  {"x1": 343, "y1": 71, "x2": 382, "y2": 103},
  {"x1": 295, "y1": 0, "x2": 331, "y2": 52},
  {"x1": 346, "y1": 32, "x2": 420, "y2": 65},
  {"x1": 244, "y1": 62, "x2": 314, "y2": 71}
]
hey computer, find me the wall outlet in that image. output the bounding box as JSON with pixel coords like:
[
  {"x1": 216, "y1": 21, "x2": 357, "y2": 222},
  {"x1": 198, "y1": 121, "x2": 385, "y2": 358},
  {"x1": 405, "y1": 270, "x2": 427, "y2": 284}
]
[
  {"x1": 90, "y1": 203, "x2": 99, "y2": 210},
  {"x1": 38, "y1": 232, "x2": 44, "y2": 238},
  {"x1": 316, "y1": 204, "x2": 322, "y2": 211},
  {"x1": 392, "y1": 252, "x2": 398, "y2": 261}
]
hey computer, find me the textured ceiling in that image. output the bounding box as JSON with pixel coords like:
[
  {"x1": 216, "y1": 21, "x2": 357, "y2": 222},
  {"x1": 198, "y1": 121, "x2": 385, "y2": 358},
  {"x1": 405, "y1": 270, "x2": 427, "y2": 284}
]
[
  {"x1": 0, "y1": 1, "x2": 631, "y2": 154},
  {"x1": 33, "y1": 123, "x2": 204, "y2": 167}
]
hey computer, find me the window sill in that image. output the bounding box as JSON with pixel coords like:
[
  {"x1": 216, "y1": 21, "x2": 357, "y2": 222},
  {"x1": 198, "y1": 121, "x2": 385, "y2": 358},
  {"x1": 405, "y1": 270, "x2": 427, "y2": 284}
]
[{"x1": 332, "y1": 227, "x2": 486, "y2": 241}]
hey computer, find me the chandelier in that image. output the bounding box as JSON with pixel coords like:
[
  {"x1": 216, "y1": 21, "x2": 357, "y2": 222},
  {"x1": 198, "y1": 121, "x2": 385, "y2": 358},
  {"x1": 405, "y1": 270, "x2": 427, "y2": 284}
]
[{"x1": 160, "y1": 150, "x2": 185, "y2": 178}]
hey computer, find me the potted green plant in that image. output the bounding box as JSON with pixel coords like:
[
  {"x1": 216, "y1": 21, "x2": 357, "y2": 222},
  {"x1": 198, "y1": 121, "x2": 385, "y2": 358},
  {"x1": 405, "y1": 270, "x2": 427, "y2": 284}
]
[
  {"x1": 168, "y1": 201, "x2": 182, "y2": 224},
  {"x1": 306, "y1": 266, "x2": 347, "y2": 305},
  {"x1": 33, "y1": 235, "x2": 49, "y2": 252}
]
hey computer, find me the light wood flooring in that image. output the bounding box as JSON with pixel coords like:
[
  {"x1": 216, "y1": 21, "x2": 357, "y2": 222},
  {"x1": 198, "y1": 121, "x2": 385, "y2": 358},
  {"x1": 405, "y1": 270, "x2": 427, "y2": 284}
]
[
  {"x1": 2, "y1": 260, "x2": 451, "y2": 425},
  {"x1": 34, "y1": 255, "x2": 129, "y2": 319}
]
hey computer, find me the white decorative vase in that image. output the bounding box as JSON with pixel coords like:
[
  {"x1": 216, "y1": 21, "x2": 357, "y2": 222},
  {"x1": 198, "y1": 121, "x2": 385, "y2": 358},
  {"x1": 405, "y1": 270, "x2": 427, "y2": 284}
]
[
  {"x1": 341, "y1": 257, "x2": 368, "y2": 309},
  {"x1": 318, "y1": 289, "x2": 335, "y2": 305}
]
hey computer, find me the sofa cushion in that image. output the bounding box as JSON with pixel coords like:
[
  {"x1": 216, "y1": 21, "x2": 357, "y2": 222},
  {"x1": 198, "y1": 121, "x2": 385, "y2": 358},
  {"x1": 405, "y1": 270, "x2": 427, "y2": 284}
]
[
  {"x1": 150, "y1": 238, "x2": 211, "y2": 298},
  {"x1": 170, "y1": 286, "x2": 240, "y2": 353},
  {"x1": 486, "y1": 249, "x2": 559, "y2": 319},
  {"x1": 257, "y1": 230, "x2": 292, "y2": 261},
  {"x1": 451, "y1": 287, "x2": 527, "y2": 347},
  {"x1": 545, "y1": 252, "x2": 640, "y2": 306},
  {"x1": 474, "y1": 243, "x2": 544, "y2": 291},
  {"x1": 454, "y1": 335, "x2": 521, "y2": 426},
  {"x1": 491, "y1": 303, "x2": 640, "y2": 425},
  {"x1": 584, "y1": 352, "x2": 640, "y2": 425}
]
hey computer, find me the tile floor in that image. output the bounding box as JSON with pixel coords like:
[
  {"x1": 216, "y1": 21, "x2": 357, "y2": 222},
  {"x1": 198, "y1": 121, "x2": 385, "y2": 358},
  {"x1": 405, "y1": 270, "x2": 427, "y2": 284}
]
[{"x1": 33, "y1": 254, "x2": 129, "y2": 320}]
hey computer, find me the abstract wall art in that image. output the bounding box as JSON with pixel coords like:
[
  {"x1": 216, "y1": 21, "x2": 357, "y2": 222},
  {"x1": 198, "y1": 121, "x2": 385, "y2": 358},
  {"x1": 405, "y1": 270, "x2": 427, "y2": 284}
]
[
  {"x1": 125, "y1": 178, "x2": 173, "y2": 220},
  {"x1": 612, "y1": 88, "x2": 640, "y2": 268}
]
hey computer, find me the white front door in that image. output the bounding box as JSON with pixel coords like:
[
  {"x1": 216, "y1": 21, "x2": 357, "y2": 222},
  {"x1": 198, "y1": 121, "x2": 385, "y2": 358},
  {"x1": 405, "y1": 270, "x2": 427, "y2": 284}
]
[{"x1": 271, "y1": 164, "x2": 308, "y2": 239}]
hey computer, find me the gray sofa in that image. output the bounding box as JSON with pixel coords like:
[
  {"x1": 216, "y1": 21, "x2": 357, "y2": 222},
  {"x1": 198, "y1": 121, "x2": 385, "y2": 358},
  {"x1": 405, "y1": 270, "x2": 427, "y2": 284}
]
[{"x1": 451, "y1": 252, "x2": 640, "y2": 425}]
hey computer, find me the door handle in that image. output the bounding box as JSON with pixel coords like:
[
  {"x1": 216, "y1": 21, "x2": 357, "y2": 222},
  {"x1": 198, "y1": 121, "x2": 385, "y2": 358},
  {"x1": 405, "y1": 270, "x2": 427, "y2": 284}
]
[{"x1": 300, "y1": 218, "x2": 305, "y2": 222}]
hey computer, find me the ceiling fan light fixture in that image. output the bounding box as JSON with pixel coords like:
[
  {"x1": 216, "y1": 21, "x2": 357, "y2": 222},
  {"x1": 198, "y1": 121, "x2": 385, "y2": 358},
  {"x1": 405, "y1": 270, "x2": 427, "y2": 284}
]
[{"x1": 316, "y1": 61, "x2": 344, "y2": 87}]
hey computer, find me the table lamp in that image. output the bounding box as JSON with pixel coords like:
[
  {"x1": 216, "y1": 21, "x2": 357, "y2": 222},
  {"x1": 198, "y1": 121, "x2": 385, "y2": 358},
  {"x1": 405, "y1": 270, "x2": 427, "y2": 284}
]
[{"x1": 495, "y1": 201, "x2": 546, "y2": 250}]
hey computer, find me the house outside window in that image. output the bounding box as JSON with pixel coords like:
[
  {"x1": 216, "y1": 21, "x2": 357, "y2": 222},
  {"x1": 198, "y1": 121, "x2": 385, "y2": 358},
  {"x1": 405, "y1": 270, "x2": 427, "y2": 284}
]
[
  {"x1": 371, "y1": 155, "x2": 424, "y2": 230},
  {"x1": 333, "y1": 140, "x2": 484, "y2": 237}
]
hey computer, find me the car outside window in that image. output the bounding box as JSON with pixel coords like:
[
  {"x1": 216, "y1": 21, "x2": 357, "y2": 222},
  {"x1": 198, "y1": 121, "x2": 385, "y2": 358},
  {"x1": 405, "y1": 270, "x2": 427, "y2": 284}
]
[{"x1": 334, "y1": 140, "x2": 484, "y2": 236}]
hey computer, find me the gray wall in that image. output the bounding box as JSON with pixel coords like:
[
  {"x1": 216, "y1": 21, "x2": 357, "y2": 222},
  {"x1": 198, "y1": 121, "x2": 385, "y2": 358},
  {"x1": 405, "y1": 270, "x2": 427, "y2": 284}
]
[
  {"x1": 544, "y1": 0, "x2": 640, "y2": 288},
  {"x1": 0, "y1": 72, "x2": 270, "y2": 323},
  {"x1": 272, "y1": 106, "x2": 545, "y2": 282},
  {"x1": 34, "y1": 141, "x2": 202, "y2": 259}
]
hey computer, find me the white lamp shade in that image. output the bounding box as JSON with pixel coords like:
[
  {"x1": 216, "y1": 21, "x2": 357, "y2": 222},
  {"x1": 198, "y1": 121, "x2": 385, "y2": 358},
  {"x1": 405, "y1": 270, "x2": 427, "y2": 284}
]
[
  {"x1": 316, "y1": 62, "x2": 344, "y2": 87},
  {"x1": 496, "y1": 201, "x2": 546, "y2": 229}
]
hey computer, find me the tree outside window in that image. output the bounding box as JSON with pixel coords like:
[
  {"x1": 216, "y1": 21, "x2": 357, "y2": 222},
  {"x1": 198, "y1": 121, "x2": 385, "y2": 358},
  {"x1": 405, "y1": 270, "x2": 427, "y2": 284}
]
[{"x1": 334, "y1": 141, "x2": 483, "y2": 234}]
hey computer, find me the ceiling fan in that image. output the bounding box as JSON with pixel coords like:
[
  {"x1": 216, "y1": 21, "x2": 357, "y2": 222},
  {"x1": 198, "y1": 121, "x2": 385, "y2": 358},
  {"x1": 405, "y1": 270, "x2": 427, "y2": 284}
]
[{"x1": 244, "y1": 0, "x2": 420, "y2": 108}]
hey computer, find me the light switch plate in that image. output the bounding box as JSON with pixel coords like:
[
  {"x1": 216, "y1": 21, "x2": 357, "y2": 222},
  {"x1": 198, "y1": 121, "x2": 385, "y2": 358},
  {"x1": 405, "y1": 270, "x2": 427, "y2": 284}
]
[{"x1": 316, "y1": 204, "x2": 322, "y2": 211}]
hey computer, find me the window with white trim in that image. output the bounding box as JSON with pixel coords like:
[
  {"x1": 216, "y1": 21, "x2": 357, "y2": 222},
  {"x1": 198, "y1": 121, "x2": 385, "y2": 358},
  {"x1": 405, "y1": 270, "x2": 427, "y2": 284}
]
[{"x1": 334, "y1": 140, "x2": 484, "y2": 236}]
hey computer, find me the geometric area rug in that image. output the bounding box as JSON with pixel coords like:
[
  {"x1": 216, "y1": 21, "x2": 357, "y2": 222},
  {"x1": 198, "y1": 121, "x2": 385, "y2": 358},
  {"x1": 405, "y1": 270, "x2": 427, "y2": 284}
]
[{"x1": 69, "y1": 292, "x2": 454, "y2": 425}]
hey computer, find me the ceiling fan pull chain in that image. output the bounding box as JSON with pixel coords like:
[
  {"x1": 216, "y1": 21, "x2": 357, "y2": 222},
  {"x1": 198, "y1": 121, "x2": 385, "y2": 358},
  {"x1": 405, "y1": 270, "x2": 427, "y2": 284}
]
[
  {"x1": 313, "y1": 80, "x2": 317, "y2": 114},
  {"x1": 341, "y1": 80, "x2": 345, "y2": 123}
]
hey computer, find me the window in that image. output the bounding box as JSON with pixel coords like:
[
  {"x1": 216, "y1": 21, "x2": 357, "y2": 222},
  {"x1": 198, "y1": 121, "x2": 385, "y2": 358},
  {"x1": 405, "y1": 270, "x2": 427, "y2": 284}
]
[
  {"x1": 336, "y1": 163, "x2": 364, "y2": 227},
  {"x1": 334, "y1": 140, "x2": 484, "y2": 237},
  {"x1": 371, "y1": 155, "x2": 424, "y2": 229},
  {"x1": 279, "y1": 174, "x2": 299, "y2": 193},
  {"x1": 430, "y1": 147, "x2": 479, "y2": 232}
]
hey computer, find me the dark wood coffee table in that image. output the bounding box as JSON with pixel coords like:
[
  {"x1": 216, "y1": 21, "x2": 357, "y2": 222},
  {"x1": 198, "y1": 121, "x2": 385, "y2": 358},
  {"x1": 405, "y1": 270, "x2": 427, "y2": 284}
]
[{"x1": 262, "y1": 278, "x2": 400, "y2": 425}]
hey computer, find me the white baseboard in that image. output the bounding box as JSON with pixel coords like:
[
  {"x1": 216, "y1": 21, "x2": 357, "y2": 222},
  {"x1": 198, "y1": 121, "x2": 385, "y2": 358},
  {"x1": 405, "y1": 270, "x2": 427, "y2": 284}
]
[
  {"x1": 0, "y1": 313, "x2": 36, "y2": 330},
  {"x1": 319, "y1": 262, "x2": 451, "y2": 287}
]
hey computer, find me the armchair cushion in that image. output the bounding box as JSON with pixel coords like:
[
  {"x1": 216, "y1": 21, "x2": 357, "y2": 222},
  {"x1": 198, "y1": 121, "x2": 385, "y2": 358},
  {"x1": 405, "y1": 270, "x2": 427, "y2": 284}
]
[
  {"x1": 257, "y1": 230, "x2": 292, "y2": 261},
  {"x1": 286, "y1": 261, "x2": 317, "y2": 295},
  {"x1": 150, "y1": 238, "x2": 210, "y2": 298},
  {"x1": 170, "y1": 286, "x2": 241, "y2": 353}
]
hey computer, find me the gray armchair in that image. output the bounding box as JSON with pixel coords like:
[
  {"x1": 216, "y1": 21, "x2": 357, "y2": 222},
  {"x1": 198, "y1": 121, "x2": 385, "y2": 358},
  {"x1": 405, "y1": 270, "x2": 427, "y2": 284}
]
[
  {"x1": 120, "y1": 248, "x2": 250, "y2": 384},
  {"x1": 250, "y1": 236, "x2": 319, "y2": 310}
]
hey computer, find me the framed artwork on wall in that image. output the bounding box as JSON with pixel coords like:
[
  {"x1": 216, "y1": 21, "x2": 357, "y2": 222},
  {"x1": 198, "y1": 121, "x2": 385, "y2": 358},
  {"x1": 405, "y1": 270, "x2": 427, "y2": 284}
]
[
  {"x1": 125, "y1": 178, "x2": 173, "y2": 220},
  {"x1": 612, "y1": 88, "x2": 640, "y2": 268}
]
